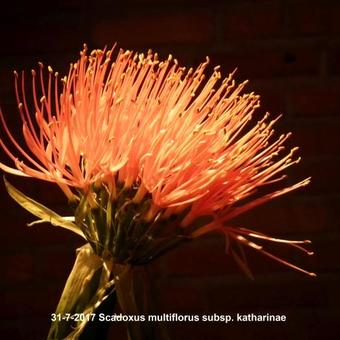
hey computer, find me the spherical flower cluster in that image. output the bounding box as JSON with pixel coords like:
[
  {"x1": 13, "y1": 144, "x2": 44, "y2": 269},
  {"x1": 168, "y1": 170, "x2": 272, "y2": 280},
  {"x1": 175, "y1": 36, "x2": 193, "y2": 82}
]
[{"x1": 0, "y1": 45, "x2": 314, "y2": 275}]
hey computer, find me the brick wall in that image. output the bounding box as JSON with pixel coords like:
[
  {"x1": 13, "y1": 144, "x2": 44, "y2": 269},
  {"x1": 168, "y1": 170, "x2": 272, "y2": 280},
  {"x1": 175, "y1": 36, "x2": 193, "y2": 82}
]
[{"x1": 0, "y1": 0, "x2": 339, "y2": 339}]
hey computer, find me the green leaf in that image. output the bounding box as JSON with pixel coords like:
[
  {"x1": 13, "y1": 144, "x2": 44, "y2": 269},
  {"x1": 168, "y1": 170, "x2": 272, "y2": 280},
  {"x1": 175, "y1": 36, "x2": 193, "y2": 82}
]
[{"x1": 4, "y1": 177, "x2": 85, "y2": 239}]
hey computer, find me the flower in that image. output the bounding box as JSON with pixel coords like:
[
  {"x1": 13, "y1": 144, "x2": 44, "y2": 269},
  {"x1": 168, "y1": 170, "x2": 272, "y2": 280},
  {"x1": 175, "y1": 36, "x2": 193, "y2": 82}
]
[{"x1": 0, "y1": 45, "x2": 315, "y2": 276}]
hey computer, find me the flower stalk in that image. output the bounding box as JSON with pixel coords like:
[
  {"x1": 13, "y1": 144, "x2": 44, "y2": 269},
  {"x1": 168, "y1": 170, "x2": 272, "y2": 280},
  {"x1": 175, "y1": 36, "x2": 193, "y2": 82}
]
[{"x1": 48, "y1": 244, "x2": 114, "y2": 340}]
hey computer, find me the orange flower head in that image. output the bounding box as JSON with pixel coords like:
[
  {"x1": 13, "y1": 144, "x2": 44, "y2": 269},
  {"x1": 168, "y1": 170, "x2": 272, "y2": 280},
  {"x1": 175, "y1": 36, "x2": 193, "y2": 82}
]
[{"x1": 0, "y1": 45, "x2": 315, "y2": 276}]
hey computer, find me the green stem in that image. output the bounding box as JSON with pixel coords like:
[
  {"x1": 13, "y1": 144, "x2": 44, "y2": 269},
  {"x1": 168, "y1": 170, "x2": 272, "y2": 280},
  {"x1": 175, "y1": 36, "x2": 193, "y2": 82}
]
[
  {"x1": 48, "y1": 244, "x2": 114, "y2": 340},
  {"x1": 113, "y1": 264, "x2": 154, "y2": 340}
]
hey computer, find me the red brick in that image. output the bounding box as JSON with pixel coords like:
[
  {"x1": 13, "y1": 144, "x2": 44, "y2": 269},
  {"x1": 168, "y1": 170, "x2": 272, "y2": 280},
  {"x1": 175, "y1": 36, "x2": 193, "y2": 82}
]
[
  {"x1": 313, "y1": 235, "x2": 340, "y2": 272},
  {"x1": 287, "y1": 1, "x2": 329, "y2": 36},
  {"x1": 150, "y1": 236, "x2": 240, "y2": 278},
  {"x1": 294, "y1": 158, "x2": 340, "y2": 196},
  {"x1": 287, "y1": 121, "x2": 340, "y2": 158},
  {"x1": 0, "y1": 319, "x2": 47, "y2": 340},
  {"x1": 222, "y1": 2, "x2": 284, "y2": 39},
  {"x1": 107, "y1": 322, "x2": 128, "y2": 340},
  {"x1": 0, "y1": 1, "x2": 87, "y2": 16},
  {"x1": 289, "y1": 84, "x2": 340, "y2": 117},
  {"x1": 155, "y1": 274, "x2": 323, "y2": 312},
  {"x1": 117, "y1": 0, "x2": 221, "y2": 3},
  {"x1": 92, "y1": 10, "x2": 214, "y2": 47},
  {"x1": 0, "y1": 64, "x2": 16, "y2": 99},
  {"x1": 211, "y1": 49, "x2": 321, "y2": 80},
  {"x1": 0, "y1": 21, "x2": 86, "y2": 55},
  {"x1": 327, "y1": 46, "x2": 340, "y2": 75},
  {"x1": 247, "y1": 83, "x2": 286, "y2": 115},
  {"x1": 0, "y1": 284, "x2": 61, "y2": 318},
  {"x1": 1, "y1": 253, "x2": 34, "y2": 286},
  {"x1": 155, "y1": 279, "x2": 210, "y2": 313},
  {"x1": 233, "y1": 193, "x2": 333, "y2": 235},
  {"x1": 37, "y1": 182, "x2": 68, "y2": 207},
  {"x1": 38, "y1": 247, "x2": 78, "y2": 282},
  {"x1": 165, "y1": 321, "x2": 299, "y2": 340},
  {"x1": 329, "y1": 4, "x2": 340, "y2": 34}
]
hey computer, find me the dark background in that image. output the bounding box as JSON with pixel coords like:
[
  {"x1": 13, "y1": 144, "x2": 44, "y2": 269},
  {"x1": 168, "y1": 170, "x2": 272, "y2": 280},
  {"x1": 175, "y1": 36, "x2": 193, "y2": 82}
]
[{"x1": 0, "y1": 0, "x2": 339, "y2": 339}]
